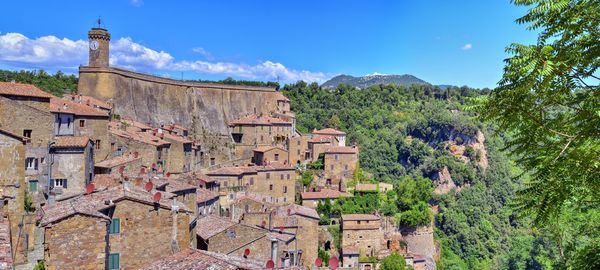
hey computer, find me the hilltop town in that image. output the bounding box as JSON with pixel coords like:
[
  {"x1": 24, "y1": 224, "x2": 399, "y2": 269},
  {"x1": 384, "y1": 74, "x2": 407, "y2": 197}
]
[{"x1": 0, "y1": 27, "x2": 435, "y2": 270}]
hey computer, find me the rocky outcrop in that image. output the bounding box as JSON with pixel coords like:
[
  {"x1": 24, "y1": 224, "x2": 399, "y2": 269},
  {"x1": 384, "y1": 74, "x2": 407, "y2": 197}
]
[
  {"x1": 432, "y1": 166, "x2": 457, "y2": 195},
  {"x1": 401, "y1": 225, "x2": 437, "y2": 270}
]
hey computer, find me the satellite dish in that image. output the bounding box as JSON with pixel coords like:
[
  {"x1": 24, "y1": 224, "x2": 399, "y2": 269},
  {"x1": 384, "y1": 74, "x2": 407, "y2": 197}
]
[
  {"x1": 315, "y1": 257, "x2": 323, "y2": 267},
  {"x1": 118, "y1": 166, "x2": 125, "y2": 174},
  {"x1": 166, "y1": 172, "x2": 171, "y2": 177},
  {"x1": 265, "y1": 260, "x2": 274, "y2": 269},
  {"x1": 133, "y1": 151, "x2": 139, "y2": 158},
  {"x1": 152, "y1": 163, "x2": 157, "y2": 169},
  {"x1": 279, "y1": 225, "x2": 284, "y2": 233},
  {"x1": 140, "y1": 167, "x2": 146, "y2": 174},
  {"x1": 244, "y1": 248, "x2": 250, "y2": 256},
  {"x1": 145, "y1": 181, "x2": 154, "y2": 192},
  {"x1": 86, "y1": 183, "x2": 95, "y2": 194},
  {"x1": 153, "y1": 192, "x2": 162, "y2": 202},
  {"x1": 329, "y1": 256, "x2": 339, "y2": 270},
  {"x1": 261, "y1": 220, "x2": 267, "y2": 228}
]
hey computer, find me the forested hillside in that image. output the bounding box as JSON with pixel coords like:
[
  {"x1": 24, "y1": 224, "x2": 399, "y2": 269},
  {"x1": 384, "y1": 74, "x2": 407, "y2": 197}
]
[
  {"x1": 0, "y1": 69, "x2": 78, "y2": 96},
  {"x1": 283, "y1": 82, "x2": 565, "y2": 269}
]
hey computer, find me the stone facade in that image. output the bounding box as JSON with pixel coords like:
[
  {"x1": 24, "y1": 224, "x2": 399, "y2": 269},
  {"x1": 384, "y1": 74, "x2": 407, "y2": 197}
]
[
  {"x1": 43, "y1": 215, "x2": 108, "y2": 270},
  {"x1": 49, "y1": 139, "x2": 94, "y2": 198},
  {"x1": 341, "y1": 214, "x2": 384, "y2": 259},
  {"x1": 252, "y1": 146, "x2": 289, "y2": 166},
  {"x1": 323, "y1": 146, "x2": 358, "y2": 190}
]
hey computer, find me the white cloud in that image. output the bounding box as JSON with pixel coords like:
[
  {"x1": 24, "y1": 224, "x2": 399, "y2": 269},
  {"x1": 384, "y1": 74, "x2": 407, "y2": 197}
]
[
  {"x1": 191, "y1": 47, "x2": 214, "y2": 60},
  {"x1": 130, "y1": 0, "x2": 143, "y2": 7},
  {"x1": 0, "y1": 32, "x2": 329, "y2": 83},
  {"x1": 461, "y1": 43, "x2": 473, "y2": 50}
]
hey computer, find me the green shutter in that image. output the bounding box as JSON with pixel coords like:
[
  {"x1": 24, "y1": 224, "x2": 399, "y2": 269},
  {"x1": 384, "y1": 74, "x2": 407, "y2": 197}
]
[
  {"x1": 108, "y1": 253, "x2": 120, "y2": 269},
  {"x1": 109, "y1": 219, "x2": 120, "y2": 234},
  {"x1": 29, "y1": 181, "x2": 38, "y2": 192}
]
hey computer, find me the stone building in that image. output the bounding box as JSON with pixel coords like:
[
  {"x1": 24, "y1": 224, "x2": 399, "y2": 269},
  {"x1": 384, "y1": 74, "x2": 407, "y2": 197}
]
[
  {"x1": 229, "y1": 114, "x2": 293, "y2": 158},
  {"x1": 240, "y1": 204, "x2": 320, "y2": 267},
  {"x1": 49, "y1": 136, "x2": 94, "y2": 199},
  {"x1": 0, "y1": 214, "x2": 14, "y2": 270},
  {"x1": 50, "y1": 96, "x2": 110, "y2": 162},
  {"x1": 312, "y1": 128, "x2": 346, "y2": 147},
  {"x1": 307, "y1": 135, "x2": 337, "y2": 162},
  {"x1": 196, "y1": 188, "x2": 220, "y2": 216},
  {"x1": 0, "y1": 128, "x2": 29, "y2": 265},
  {"x1": 196, "y1": 215, "x2": 297, "y2": 266},
  {"x1": 39, "y1": 185, "x2": 193, "y2": 270},
  {"x1": 141, "y1": 248, "x2": 266, "y2": 270},
  {"x1": 252, "y1": 146, "x2": 289, "y2": 166},
  {"x1": 63, "y1": 94, "x2": 113, "y2": 114},
  {"x1": 323, "y1": 146, "x2": 359, "y2": 190},
  {"x1": 0, "y1": 82, "x2": 54, "y2": 200},
  {"x1": 341, "y1": 214, "x2": 384, "y2": 260},
  {"x1": 108, "y1": 121, "x2": 171, "y2": 172},
  {"x1": 300, "y1": 188, "x2": 352, "y2": 209},
  {"x1": 288, "y1": 135, "x2": 311, "y2": 166},
  {"x1": 160, "y1": 130, "x2": 193, "y2": 175}
]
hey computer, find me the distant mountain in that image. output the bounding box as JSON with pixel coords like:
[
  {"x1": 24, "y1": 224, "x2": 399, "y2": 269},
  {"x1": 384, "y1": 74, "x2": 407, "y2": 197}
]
[{"x1": 321, "y1": 74, "x2": 430, "y2": 89}]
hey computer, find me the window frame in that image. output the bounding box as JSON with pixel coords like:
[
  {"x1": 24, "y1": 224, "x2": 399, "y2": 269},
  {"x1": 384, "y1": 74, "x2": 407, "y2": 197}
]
[{"x1": 109, "y1": 218, "x2": 121, "y2": 234}]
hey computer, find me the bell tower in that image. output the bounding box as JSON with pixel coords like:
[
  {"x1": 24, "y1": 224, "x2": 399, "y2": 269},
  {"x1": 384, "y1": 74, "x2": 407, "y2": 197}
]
[{"x1": 87, "y1": 19, "x2": 111, "y2": 67}]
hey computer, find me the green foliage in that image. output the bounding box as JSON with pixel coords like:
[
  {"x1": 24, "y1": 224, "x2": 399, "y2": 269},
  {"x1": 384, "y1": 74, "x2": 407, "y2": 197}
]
[
  {"x1": 24, "y1": 190, "x2": 35, "y2": 213},
  {"x1": 308, "y1": 153, "x2": 324, "y2": 170},
  {"x1": 316, "y1": 199, "x2": 333, "y2": 225},
  {"x1": 334, "y1": 192, "x2": 380, "y2": 214},
  {"x1": 328, "y1": 224, "x2": 341, "y2": 256},
  {"x1": 396, "y1": 176, "x2": 433, "y2": 211},
  {"x1": 380, "y1": 252, "x2": 409, "y2": 270},
  {"x1": 300, "y1": 170, "x2": 313, "y2": 187},
  {"x1": 190, "y1": 76, "x2": 280, "y2": 89},
  {"x1": 395, "y1": 201, "x2": 432, "y2": 228},
  {"x1": 0, "y1": 69, "x2": 77, "y2": 96},
  {"x1": 33, "y1": 260, "x2": 45, "y2": 270},
  {"x1": 318, "y1": 248, "x2": 330, "y2": 267}
]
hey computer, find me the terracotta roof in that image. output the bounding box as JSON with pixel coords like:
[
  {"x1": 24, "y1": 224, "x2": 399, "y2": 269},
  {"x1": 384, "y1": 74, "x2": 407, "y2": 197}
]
[
  {"x1": 0, "y1": 128, "x2": 29, "y2": 143},
  {"x1": 313, "y1": 128, "x2": 346, "y2": 136},
  {"x1": 207, "y1": 166, "x2": 257, "y2": 176},
  {"x1": 109, "y1": 123, "x2": 171, "y2": 147},
  {"x1": 40, "y1": 185, "x2": 190, "y2": 226},
  {"x1": 163, "y1": 123, "x2": 189, "y2": 132},
  {"x1": 197, "y1": 188, "x2": 220, "y2": 203},
  {"x1": 0, "y1": 81, "x2": 53, "y2": 99},
  {"x1": 324, "y1": 146, "x2": 358, "y2": 154},
  {"x1": 63, "y1": 94, "x2": 112, "y2": 110},
  {"x1": 94, "y1": 154, "x2": 141, "y2": 169},
  {"x1": 196, "y1": 215, "x2": 237, "y2": 239},
  {"x1": 275, "y1": 204, "x2": 319, "y2": 220},
  {"x1": 50, "y1": 97, "x2": 109, "y2": 117},
  {"x1": 161, "y1": 131, "x2": 193, "y2": 144},
  {"x1": 121, "y1": 119, "x2": 153, "y2": 130},
  {"x1": 229, "y1": 114, "x2": 291, "y2": 126},
  {"x1": 342, "y1": 214, "x2": 380, "y2": 221},
  {"x1": 275, "y1": 91, "x2": 290, "y2": 102},
  {"x1": 252, "y1": 145, "x2": 287, "y2": 153},
  {"x1": 51, "y1": 136, "x2": 90, "y2": 148},
  {"x1": 301, "y1": 189, "x2": 352, "y2": 200},
  {"x1": 0, "y1": 215, "x2": 13, "y2": 269},
  {"x1": 308, "y1": 135, "x2": 335, "y2": 143},
  {"x1": 150, "y1": 177, "x2": 197, "y2": 193},
  {"x1": 255, "y1": 163, "x2": 295, "y2": 172},
  {"x1": 141, "y1": 248, "x2": 265, "y2": 270},
  {"x1": 233, "y1": 192, "x2": 275, "y2": 205},
  {"x1": 92, "y1": 174, "x2": 120, "y2": 189}
]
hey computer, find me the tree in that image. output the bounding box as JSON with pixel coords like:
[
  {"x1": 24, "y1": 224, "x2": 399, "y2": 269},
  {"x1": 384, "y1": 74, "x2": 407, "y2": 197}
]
[
  {"x1": 475, "y1": 0, "x2": 599, "y2": 266},
  {"x1": 380, "y1": 252, "x2": 409, "y2": 270}
]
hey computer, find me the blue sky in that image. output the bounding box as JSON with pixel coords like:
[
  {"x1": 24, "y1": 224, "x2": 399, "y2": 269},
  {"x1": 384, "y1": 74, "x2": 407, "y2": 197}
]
[{"x1": 0, "y1": 0, "x2": 537, "y2": 88}]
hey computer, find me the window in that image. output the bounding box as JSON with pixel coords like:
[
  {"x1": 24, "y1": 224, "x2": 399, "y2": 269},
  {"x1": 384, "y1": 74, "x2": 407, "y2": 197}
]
[
  {"x1": 274, "y1": 154, "x2": 279, "y2": 161},
  {"x1": 23, "y1": 129, "x2": 32, "y2": 138},
  {"x1": 330, "y1": 165, "x2": 334, "y2": 171},
  {"x1": 269, "y1": 184, "x2": 273, "y2": 191},
  {"x1": 297, "y1": 149, "x2": 300, "y2": 155},
  {"x1": 358, "y1": 221, "x2": 361, "y2": 224},
  {"x1": 25, "y1": 158, "x2": 37, "y2": 170},
  {"x1": 95, "y1": 140, "x2": 101, "y2": 150},
  {"x1": 335, "y1": 154, "x2": 339, "y2": 160},
  {"x1": 111, "y1": 142, "x2": 115, "y2": 151},
  {"x1": 210, "y1": 158, "x2": 216, "y2": 166},
  {"x1": 109, "y1": 219, "x2": 120, "y2": 234},
  {"x1": 79, "y1": 119, "x2": 85, "y2": 127},
  {"x1": 283, "y1": 186, "x2": 287, "y2": 193},
  {"x1": 249, "y1": 178, "x2": 254, "y2": 185},
  {"x1": 40, "y1": 157, "x2": 45, "y2": 164},
  {"x1": 345, "y1": 165, "x2": 349, "y2": 171},
  {"x1": 280, "y1": 174, "x2": 284, "y2": 180},
  {"x1": 29, "y1": 180, "x2": 38, "y2": 192},
  {"x1": 286, "y1": 174, "x2": 290, "y2": 180},
  {"x1": 224, "y1": 181, "x2": 228, "y2": 187},
  {"x1": 54, "y1": 179, "x2": 67, "y2": 188},
  {"x1": 266, "y1": 173, "x2": 270, "y2": 179},
  {"x1": 297, "y1": 140, "x2": 301, "y2": 146},
  {"x1": 108, "y1": 253, "x2": 120, "y2": 270}
]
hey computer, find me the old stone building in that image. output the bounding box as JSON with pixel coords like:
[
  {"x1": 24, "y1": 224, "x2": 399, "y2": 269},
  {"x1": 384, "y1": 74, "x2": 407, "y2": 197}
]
[
  {"x1": 0, "y1": 129, "x2": 29, "y2": 265},
  {"x1": 196, "y1": 188, "x2": 220, "y2": 216},
  {"x1": 323, "y1": 146, "x2": 359, "y2": 190},
  {"x1": 252, "y1": 146, "x2": 289, "y2": 166},
  {"x1": 288, "y1": 134, "x2": 310, "y2": 166},
  {"x1": 0, "y1": 214, "x2": 14, "y2": 270},
  {"x1": 355, "y1": 182, "x2": 394, "y2": 193},
  {"x1": 0, "y1": 82, "x2": 54, "y2": 200},
  {"x1": 196, "y1": 215, "x2": 297, "y2": 266},
  {"x1": 50, "y1": 96, "x2": 110, "y2": 162},
  {"x1": 229, "y1": 114, "x2": 293, "y2": 158},
  {"x1": 63, "y1": 94, "x2": 113, "y2": 114},
  {"x1": 341, "y1": 214, "x2": 384, "y2": 262},
  {"x1": 108, "y1": 121, "x2": 171, "y2": 172},
  {"x1": 40, "y1": 185, "x2": 193, "y2": 270},
  {"x1": 160, "y1": 130, "x2": 193, "y2": 175},
  {"x1": 240, "y1": 204, "x2": 320, "y2": 267},
  {"x1": 49, "y1": 136, "x2": 94, "y2": 199},
  {"x1": 312, "y1": 128, "x2": 346, "y2": 147}
]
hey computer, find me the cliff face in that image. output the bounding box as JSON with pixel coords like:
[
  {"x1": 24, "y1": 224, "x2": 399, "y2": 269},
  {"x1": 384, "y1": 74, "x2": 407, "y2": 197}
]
[{"x1": 77, "y1": 66, "x2": 280, "y2": 162}]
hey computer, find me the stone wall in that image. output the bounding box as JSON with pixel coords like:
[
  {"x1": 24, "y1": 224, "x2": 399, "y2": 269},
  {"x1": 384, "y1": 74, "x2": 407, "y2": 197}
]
[
  {"x1": 75, "y1": 116, "x2": 110, "y2": 162},
  {"x1": 43, "y1": 215, "x2": 108, "y2": 270},
  {"x1": 50, "y1": 144, "x2": 94, "y2": 198},
  {"x1": 109, "y1": 199, "x2": 190, "y2": 270},
  {"x1": 78, "y1": 67, "x2": 281, "y2": 164},
  {"x1": 324, "y1": 152, "x2": 357, "y2": 189}
]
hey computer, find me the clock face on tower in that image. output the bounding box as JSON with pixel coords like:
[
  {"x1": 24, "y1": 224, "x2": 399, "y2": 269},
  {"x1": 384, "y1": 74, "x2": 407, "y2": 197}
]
[{"x1": 90, "y1": 40, "x2": 99, "y2": 51}]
